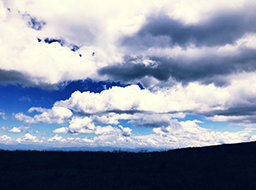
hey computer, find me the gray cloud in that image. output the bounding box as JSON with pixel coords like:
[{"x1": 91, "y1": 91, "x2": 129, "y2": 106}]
[
  {"x1": 0, "y1": 69, "x2": 58, "y2": 89},
  {"x1": 98, "y1": 47, "x2": 256, "y2": 86},
  {"x1": 39, "y1": 4, "x2": 256, "y2": 91},
  {"x1": 202, "y1": 104, "x2": 256, "y2": 120},
  {"x1": 0, "y1": 69, "x2": 32, "y2": 85},
  {"x1": 129, "y1": 114, "x2": 172, "y2": 128},
  {"x1": 122, "y1": 9, "x2": 256, "y2": 49},
  {"x1": 98, "y1": 56, "x2": 171, "y2": 82}
]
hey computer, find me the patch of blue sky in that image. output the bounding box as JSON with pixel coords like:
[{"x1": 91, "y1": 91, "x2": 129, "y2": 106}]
[{"x1": 0, "y1": 118, "x2": 25, "y2": 129}]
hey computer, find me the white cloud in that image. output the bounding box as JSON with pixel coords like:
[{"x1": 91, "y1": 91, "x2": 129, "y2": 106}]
[
  {"x1": 15, "y1": 106, "x2": 72, "y2": 124},
  {"x1": 90, "y1": 115, "x2": 119, "y2": 125},
  {"x1": 9, "y1": 127, "x2": 21, "y2": 133},
  {"x1": 53, "y1": 72, "x2": 256, "y2": 124},
  {"x1": 48, "y1": 117, "x2": 253, "y2": 149},
  {"x1": 48, "y1": 134, "x2": 64, "y2": 143},
  {"x1": 0, "y1": 119, "x2": 254, "y2": 149},
  {"x1": 0, "y1": 0, "x2": 164, "y2": 87},
  {"x1": 53, "y1": 115, "x2": 132, "y2": 138},
  {"x1": 95, "y1": 125, "x2": 132, "y2": 137},
  {"x1": 54, "y1": 83, "x2": 227, "y2": 114},
  {"x1": 67, "y1": 116, "x2": 95, "y2": 134},
  {"x1": 168, "y1": 0, "x2": 244, "y2": 24},
  {"x1": 118, "y1": 125, "x2": 132, "y2": 137},
  {"x1": 53, "y1": 127, "x2": 68, "y2": 134},
  {"x1": 15, "y1": 112, "x2": 35, "y2": 123},
  {"x1": 151, "y1": 120, "x2": 252, "y2": 148},
  {"x1": 0, "y1": 135, "x2": 12, "y2": 143},
  {"x1": 16, "y1": 133, "x2": 40, "y2": 143}
]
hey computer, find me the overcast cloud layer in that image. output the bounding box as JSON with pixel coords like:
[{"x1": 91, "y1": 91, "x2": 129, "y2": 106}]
[{"x1": 1, "y1": 0, "x2": 256, "y2": 150}]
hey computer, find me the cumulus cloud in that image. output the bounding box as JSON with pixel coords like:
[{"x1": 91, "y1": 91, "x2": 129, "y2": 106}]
[
  {"x1": 53, "y1": 115, "x2": 132, "y2": 138},
  {"x1": 150, "y1": 119, "x2": 253, "y2": 148},
  {"x1": 54, "y1": 84, "x2": 227, "y2": 115},
  {"x1": 1, "y1": 119, "x2": 255, "y2": 149},
  {"x1": 8, "y1": 126, "x2": 30, "y2": 133},
  {"x1": 16, "y1": 133, "x2": 40, "y2": 143},
  {"x1": 15, "y1": 106, "x2": 72, "y2": 124},
  {"x1": 0, "y1": 135, "x2": 12, "y2": 143},
  {"x1": 9, "y1": 127, "x2": 21, "y2": 133},
  {"x1": 53, "y1": 74, "x2": 256, "y2": 125}
]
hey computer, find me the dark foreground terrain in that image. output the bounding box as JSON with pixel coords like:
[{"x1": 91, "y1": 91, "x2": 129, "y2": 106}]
[{"x1": 1, "y1": 142, "x2": 256, "y2": 190}]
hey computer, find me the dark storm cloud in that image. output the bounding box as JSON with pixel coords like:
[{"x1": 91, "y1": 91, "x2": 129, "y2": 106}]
[
  {"x1": 122, "y1": 10, "x2": 256, "y2": 48},
  {"x1": 98, "y1": 47, "x2": 256, "y2": 86}
]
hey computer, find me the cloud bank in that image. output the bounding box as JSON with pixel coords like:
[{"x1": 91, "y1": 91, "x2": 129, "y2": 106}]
[{"x1": 1, "y1": 0, "x2": 256, "y2": 149}]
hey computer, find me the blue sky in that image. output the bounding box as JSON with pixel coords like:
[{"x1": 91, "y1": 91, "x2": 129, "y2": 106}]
[{"x1": 1, "y1": 0, "x2": 256, "y2": 151}]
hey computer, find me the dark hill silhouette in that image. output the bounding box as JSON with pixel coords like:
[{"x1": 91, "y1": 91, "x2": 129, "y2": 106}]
[{"x1": 1, "y1": 141, "x2": 256, "y2": 189}]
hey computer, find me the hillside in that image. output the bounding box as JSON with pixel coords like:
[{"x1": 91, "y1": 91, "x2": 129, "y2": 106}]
[{"x1": 1, "y1": 142, "x2": 256, "y2": 190}]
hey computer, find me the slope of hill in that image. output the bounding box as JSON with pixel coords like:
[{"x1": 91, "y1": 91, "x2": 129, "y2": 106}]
[{"x1": 1, "y1": 142, "x2": 256, "y2": 190}]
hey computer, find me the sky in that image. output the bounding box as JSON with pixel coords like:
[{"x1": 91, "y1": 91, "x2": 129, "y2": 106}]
[{"x1": 1, "y1": 0, "x2": 256, "y2": 151}]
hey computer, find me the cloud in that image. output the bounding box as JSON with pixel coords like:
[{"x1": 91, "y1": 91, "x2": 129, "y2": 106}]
[
  {"x1": 98, "y1": 56, "x2": 172, "y2": 82},
  {"x1": 0, "y1": 0, "x2": 256, "y2": 90},
  {"x1": 52, "y1": 127, "x2": 68, "y2": 134},
  {"x1": 0, "y1": 111, "x2": 6, "y2": 119},
  {"x1": 90, "y1": 115, "x2": 119, "y2": 125},
  {"x1": 0, "y1": 126, "x2": 9, "y2": 130},
  {"x1": 16, "y1": 133, "x2": 40, "y2": 143},
  {"x1": 0, "y1": 4, "x2": 99, "y2": 87},
  {"x1": 1, "y1": 119, "x2": 255, "y2": 149},
  {"x1": 48, "y1": 134, "x2": 64, "y2": 143},
  {"x1": 151, "y1": 119, "x2": 252, "y2": 147},
  {"x1": 0, "y1": 0, "x2": 163, "y2": 88},
  {"x1": 121, "y1": 8, "x2": 256, "y2": 49},
  {"x1": 15, "y1": 106, "x2": 72, "y2": 124},
  {"x1": 9, "y1": 127, "x2": 21, "y2": 133},
  {"x1": 95, "y1": 125, "x2": 132, "y2": 137},
  {"x1": 13, "y1": 71, "x2": 256, "y2": 135},
  {"x1": 99, "y1": 42, "x2": 256, "y2": 86},
  {"x1": 2, "y1": 0, "x2": 256, "y2": 150},
  {"x1": 53, "y1": 74, "x2": 256, "y2": 124},
  {"x1": 54, "y1": 84, "x2": 227, "y2": 115},
  {"x1": 53, "y1": 115, "x2": 132, "y2": 137},
  {"x1": 8, "y1": 126, "x2": 30, "y2": 133},
  {"x1": 129, "y1": 114, "x2": 174, "y2": 128},
  {"x1": 0, "y1": 135, "x2": 12, "y2": 143},
  {"x1": 22, "y1": 133, "x2": 39, "y2": 142}
]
